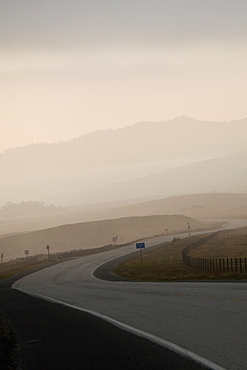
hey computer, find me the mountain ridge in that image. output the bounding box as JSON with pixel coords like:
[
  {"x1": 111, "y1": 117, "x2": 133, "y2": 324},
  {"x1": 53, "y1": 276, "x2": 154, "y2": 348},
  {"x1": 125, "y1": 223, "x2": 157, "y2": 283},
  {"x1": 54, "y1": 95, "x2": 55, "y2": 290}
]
[
  {"x1": 1, "y1": 116, "x2": 247, "y2": 206},
  {"x1": 59, "y1": 150, "x2": 247, "y2": 205}
]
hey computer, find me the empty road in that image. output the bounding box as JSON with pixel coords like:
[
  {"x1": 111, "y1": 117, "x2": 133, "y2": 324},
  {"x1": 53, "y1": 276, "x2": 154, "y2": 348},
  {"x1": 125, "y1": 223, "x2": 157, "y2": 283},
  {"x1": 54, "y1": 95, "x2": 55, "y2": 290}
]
[{"x1": 13, "y1": 221, "x2": 247, "y2": 370}]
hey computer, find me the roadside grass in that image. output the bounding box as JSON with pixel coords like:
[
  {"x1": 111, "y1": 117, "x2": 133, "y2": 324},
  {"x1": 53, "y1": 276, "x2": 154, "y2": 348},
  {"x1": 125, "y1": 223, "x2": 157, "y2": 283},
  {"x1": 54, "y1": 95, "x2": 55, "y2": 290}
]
[
  {"x1": 0, "y1": 260, "x2": 56, "y2": 281},
  {"x1": 1, "y1": 228, "x2": 246, "y2": 368},
  {"x1": 112, "y1": 229, "x2": 247, "y2": 281},
  {"x1": 2, "y1": 227, "x2": 246, "y2": 283},
  {"x1": 0, "y1": 243, "x2": 124, "y2": 282},
  {"x1": 1, "y1": 228, "x2": 236, "y2": 369},
  {"x1": 189, "y1": 228, "x2": 247, "y2": 259}
]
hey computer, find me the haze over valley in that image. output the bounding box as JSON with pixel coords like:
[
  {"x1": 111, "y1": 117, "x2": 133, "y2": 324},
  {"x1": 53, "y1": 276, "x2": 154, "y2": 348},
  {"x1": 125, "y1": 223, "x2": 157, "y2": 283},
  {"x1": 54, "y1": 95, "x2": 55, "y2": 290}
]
[
  {"x1": 1, "y1": 116, "x2": 247, "y2": 207},
  {"x1": 1, "y1": 115, "x2": 247, "y2": 261},
  {"x1": 2, "y1": 5, "x2": 247, "y2": 370},
  {"x1": 1, "y1": 2, "x2": 247, "y2": 261}
]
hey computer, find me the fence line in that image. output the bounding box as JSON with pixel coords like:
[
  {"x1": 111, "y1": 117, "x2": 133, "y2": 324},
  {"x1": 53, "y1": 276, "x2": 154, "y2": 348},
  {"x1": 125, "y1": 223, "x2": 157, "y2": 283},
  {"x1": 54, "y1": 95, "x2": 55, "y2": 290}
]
[
  {"x1": 183, "y1": 255, "x2": 247, "y2": 273},
  {"x1": 182, "y1": 231, "x2": 247, "y2": 273}
]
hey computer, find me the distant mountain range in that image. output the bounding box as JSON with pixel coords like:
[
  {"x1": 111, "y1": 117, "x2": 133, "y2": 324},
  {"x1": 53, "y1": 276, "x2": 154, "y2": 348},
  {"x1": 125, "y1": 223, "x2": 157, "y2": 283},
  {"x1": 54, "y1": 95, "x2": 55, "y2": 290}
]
[
  {"x1": 79, "y1": 150, "x2": 247, "y2": 204},
  {"x1": 1, "y1": 116, "x2": 247, "y2": 206}
]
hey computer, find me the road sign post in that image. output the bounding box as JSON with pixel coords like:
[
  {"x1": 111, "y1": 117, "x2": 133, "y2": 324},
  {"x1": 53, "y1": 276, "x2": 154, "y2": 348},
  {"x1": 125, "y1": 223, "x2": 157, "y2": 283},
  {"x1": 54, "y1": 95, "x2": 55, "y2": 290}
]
[
  {"x1": 112, "y1": 236, "x2": 118, "y2": 246},
  {"x1": 136, "y1": 242, "x2": 145, "y2": 262},
  {"x1": 24, "y1": 250, "x2": 29, "y2": 261},
  {"x1": 46, "y1": 245, "x2": 50, "y2": 259}
]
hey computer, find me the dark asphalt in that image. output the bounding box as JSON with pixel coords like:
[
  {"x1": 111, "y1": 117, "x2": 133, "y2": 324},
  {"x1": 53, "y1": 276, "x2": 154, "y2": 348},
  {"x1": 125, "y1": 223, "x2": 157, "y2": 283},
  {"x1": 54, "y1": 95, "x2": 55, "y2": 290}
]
[
  {"x1": 1, "y1": 268, "x2": 208, "y2": 370},
  {"x1": 93, "y1": 243, "x2": 169, "y2": 281}
]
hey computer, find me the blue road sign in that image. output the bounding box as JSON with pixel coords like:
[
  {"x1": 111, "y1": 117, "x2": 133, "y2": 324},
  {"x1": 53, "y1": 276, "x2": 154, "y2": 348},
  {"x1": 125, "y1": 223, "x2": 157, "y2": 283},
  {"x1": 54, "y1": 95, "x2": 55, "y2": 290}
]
[{"x1": 136, "y1": 242, "x2": 145, "y2": 249}]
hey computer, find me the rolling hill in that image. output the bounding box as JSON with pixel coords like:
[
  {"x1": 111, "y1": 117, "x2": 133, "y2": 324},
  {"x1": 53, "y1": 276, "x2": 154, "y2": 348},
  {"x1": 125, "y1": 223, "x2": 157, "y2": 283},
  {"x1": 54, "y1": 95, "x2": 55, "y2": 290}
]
[
  {"x1": 68, "y1": 150, "x2": 247, "y2": 204},
  {"x1": 0, "y1": 215, "x2": 213, "y2": 260},
  {"x1": 1, "y1": 116, "x2": 247, "y2": 206},
  {"x1": 0, "y1": 193, "x2": 246, "y2": 236}
]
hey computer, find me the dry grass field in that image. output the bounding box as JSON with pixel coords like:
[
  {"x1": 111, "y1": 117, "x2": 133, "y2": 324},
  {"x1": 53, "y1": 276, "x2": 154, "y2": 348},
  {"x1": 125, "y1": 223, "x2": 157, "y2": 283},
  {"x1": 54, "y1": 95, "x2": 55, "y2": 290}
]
[
  {"x1": 0, "y1": 259, "x2": 55, "y2": 281},
  {"x1": 1, "y1": 221, "x2": 245, "y2": 282},
  {"x1": 1, "y1": 227, "x2": 246, "y2": 370},
  {"x1": 189, "y1": 228, "x2": 247, "y2": 259},
  {"x1": 0, "y1": 243, "x2": 121, "y2": 281},
  {"x1": 0, "y1": 215, "x2": 217, "y2": 260},
  {"x1": 112, "y1": 227, "x2": 247, "y2": 281}
]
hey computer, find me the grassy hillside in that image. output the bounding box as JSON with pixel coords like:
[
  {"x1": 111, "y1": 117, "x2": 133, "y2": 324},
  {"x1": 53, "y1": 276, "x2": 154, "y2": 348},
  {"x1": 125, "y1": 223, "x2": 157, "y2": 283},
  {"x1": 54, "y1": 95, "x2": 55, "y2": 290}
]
[
  {"x1": 113, "y1": 227, "x2": 247, "y2": 281},
  {"x1": 1, "y1": 193, "x2": 246, "y2": 236},
  {"x1": 103, "y1": 193, "x2": 247, "y2": 220},
  {"x1": 0, "y1": 215, "x2": 218, "y2": 260}
]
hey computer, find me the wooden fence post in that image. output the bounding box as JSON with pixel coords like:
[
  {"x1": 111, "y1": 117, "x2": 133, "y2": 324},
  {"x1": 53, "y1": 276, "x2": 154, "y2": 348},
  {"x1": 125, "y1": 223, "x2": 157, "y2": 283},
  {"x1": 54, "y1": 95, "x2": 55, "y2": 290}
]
[{"x1": 181, "y1": 234, "x2": 247, "y2": 274}]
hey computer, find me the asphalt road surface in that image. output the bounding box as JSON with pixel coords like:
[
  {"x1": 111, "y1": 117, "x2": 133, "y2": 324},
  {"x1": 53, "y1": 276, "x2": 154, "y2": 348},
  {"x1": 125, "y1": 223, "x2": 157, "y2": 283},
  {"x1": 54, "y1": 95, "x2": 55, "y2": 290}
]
[
  {"x1": 1, "y1": 276, "x2": 206, "y2": 370},
  {"x1": 13, "y1": 220, "x2": 247, "y2": 370}
]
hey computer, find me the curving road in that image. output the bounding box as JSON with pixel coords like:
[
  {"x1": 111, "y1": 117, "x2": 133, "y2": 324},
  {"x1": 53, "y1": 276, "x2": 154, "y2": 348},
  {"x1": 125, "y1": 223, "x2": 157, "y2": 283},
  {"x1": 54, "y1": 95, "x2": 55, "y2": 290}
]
[{"x1": 13, "y1": 220, "x2": 247, "y2": 370}]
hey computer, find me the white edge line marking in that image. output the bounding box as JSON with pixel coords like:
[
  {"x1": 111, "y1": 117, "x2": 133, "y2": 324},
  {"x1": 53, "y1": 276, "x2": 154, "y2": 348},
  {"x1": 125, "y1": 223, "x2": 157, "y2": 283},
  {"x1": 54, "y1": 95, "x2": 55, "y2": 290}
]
[
  {"x1": 90, "y1": 238, "x2": 175, "y2": 280},
  {"x1": 12, "y1": 229, "x2": 231, "y2": 370},
  {"x1": 12, "y1": 284, "x2": 225, "y2": 370}
]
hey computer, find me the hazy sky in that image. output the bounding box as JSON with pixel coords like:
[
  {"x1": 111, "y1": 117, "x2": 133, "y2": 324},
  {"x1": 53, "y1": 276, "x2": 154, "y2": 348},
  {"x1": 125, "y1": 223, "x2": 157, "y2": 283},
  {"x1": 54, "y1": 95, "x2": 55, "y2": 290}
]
[{"x1": 1, "y1": 0, "x2": 247, "y2": 153}]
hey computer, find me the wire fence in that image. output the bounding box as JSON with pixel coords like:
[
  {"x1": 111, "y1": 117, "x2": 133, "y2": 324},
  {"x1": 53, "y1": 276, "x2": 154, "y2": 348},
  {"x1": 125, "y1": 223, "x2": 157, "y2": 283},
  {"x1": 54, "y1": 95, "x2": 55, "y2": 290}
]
[
  {"x1": 182, "y1": 231, "x2": 247, "y2": 273},
  {"x1": 183, "y1": 255, "x2": 247, "y2": 273}
]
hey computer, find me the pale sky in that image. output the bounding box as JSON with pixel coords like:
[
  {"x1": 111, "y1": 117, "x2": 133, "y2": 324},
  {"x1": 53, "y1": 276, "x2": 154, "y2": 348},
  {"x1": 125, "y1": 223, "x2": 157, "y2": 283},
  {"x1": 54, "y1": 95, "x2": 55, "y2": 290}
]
[{"x1": 1, "y1": 0, "x2": 247, "y2": 153}]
